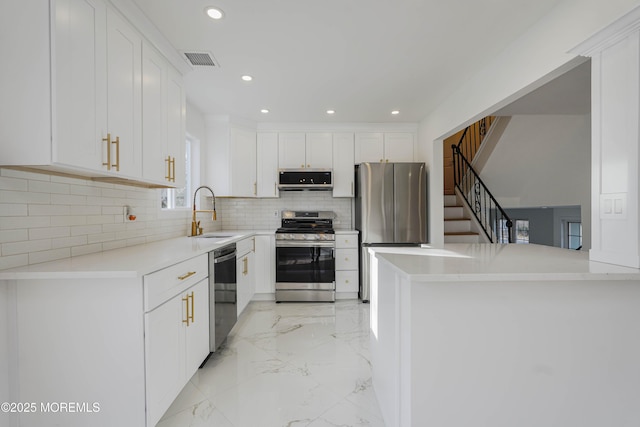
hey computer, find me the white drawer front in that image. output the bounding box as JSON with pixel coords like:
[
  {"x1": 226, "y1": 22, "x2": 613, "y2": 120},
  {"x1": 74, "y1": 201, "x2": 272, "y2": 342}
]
[
  {"x1": 144, "y1": 254, "x2": 208, "y2": 312},
  {"x1": 335, "y1": 248, "x2": 359, "y2": 270},
  {"x1": 336, "y1": 233, "x2": 358, "y2": 249},
  {"x1": 236, "y1": 236, "x2": 255, "y2": 257},
  {"x1": 336, "y1": 270, "x2": 359, "y2": 292}
]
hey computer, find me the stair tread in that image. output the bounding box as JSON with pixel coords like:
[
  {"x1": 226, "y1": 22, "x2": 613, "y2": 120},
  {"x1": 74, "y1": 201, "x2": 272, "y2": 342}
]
[
  {"x1": 445, "y1": 231, "x2": 479, "y2": 236},
  {"x1": 444, "y1": 217, "x2": 471, "y2": 221}
]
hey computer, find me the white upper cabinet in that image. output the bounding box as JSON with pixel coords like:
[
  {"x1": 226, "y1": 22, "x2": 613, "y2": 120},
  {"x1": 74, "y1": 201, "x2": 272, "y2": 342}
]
[
  {"x1": 230, "y1": 126, "x2": 258, "y2": 197},
  {"x1": 305, "y1": 133, "x2": 334, "y2": 169},
  {"x1": 106, "y1": 9, "x2": 142, "y2": 177},
  {"x1": 355, "y1": 132, "x2": 384, "y2": 163},
  {"x1": 0, "y1": 0, "x2": 184, "y2": 188},
  {"x1": 257, "y1": 133, "x2": 279, "y2": 198},
  {"x1": 384, "y1": 132, "x2": 415, "y2": 162},
  {"x1": 278, "y1": 132, "x2": 333, "y2": 169},
  {"x1": 142, "y1": 41, "x2": 185, "y2": 186},
  {"x1": 278, "y1": 133, "x2": 307, "y2": 169},
  {"x1": 332, "y1": 133, "x2": 355, "y2": 197},
  {"x1": 53, "y1": 0, "x2": 107, "y2": 170},
  {"x1": 355, "y1": 132, "x2": 415, "y2": 163}
]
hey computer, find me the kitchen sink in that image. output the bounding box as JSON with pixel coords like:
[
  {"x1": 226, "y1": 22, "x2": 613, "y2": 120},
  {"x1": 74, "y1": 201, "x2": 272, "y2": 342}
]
[{"x1": 196, "y1": 234, "x2": 237, "y2": 239}]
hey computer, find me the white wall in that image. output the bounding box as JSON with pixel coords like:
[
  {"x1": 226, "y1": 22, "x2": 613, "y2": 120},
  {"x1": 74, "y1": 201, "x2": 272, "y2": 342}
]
[
  {"x1": 480, "y1": 115, "x2": 591, "y2": 248},
  {"x1": 418, "y1": 0, "x2": 640, "y2": 245},
  {"x1": 0, "y1": 283, "x2": 8, "y2": 406}
]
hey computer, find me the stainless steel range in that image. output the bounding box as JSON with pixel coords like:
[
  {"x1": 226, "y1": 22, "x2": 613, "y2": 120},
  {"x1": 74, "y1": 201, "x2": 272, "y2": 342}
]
[{"x1": 275, "y1": 210, "x2": 336, "y2": 302}]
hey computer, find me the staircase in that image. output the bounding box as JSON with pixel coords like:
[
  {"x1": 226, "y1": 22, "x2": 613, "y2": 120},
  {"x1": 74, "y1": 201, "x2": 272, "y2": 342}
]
[
  {"x1": 445, "y1": 116, "x2": 513, "y2": 244},
  {"x1": 444, "y1": 194, "x2": 481, "y2": 243}
]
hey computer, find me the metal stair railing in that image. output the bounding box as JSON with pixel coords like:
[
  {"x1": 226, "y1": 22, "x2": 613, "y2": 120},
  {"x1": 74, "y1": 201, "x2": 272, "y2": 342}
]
[{"x1": 451, "y1": 141, "x2": 513, "y2": 244}]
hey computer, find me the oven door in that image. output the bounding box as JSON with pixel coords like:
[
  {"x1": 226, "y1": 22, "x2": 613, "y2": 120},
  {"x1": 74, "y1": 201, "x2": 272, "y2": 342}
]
[{"x1": 275, "y1": 240, "x2": 335, "y2": 289}]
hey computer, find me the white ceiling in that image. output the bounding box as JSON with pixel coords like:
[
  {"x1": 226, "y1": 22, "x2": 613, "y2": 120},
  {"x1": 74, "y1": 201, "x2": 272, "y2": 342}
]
[{"x1": 132, "y1": 0, "x2": 566, "y2": 123}]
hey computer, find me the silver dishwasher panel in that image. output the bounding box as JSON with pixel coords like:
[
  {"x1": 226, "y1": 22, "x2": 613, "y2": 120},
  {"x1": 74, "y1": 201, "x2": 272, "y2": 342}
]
[{"x1": 209, "y1": 244, "x2": 237, "y2": 353}]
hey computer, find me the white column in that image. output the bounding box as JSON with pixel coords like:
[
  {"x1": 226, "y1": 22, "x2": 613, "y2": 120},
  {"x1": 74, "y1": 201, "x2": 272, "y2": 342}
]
[{"x1": 572, "y1": 7, "x2": 640, "y2": 268}]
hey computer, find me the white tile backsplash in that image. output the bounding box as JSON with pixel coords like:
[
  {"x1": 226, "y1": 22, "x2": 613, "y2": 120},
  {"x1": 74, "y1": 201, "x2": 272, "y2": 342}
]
[{"x1": 0, "y1": 168, "x2": 354, "y2": 270}]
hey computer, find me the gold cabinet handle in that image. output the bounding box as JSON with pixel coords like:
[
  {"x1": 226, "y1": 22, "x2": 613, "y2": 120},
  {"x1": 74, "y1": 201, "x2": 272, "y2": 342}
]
[
  {"x1": 301, "y1": 164, "x2": 305, "y2": 168},
  {"x1": 307, "y1": 164, "x2": 310, "y2": 168},
  {"x1": 254, "y1": 182, "x2": 257, "y2": 196},
  {"x1": 345, "y1": 279, "x2": 349, "y2": 283},
  {"x1": 165, "y1": 156, "x2": 171, "y2": 181},
  {"x1": 252, "y1": 237, "x2": 255, "y2": 252},
  {"x1": 274, "y1": 182, "x2": 277, "y2": 196},
  {"x1": 243, "y1": 257, "x2": 248, "y2": 275},
  {"x1": 171, "y1": 157, "x2": 176, "y2": 182},
  {"x1": 178, "y1": 271, "x2": 196, "y2": 280},
  {"x1": 188, "y1": 291, "x2": 194, "y2": 323},
  {"x1": 379, "y1": 159, "x2": 383, "y2": 163},
  {"x1": 182, "y1": 294, "x2": 190, "y2": 326},
  {"x1": 102, "y1": 133, "x2": 112, "y2": 170},
  {"x1": 113, "y1": 136, "x2": 120, "y2": 171}
]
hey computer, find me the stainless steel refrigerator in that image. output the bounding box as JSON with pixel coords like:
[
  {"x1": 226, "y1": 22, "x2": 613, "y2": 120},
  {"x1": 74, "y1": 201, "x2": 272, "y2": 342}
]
[{"x1": 354, "y1": 162, "x2": 428, "y2": 301}]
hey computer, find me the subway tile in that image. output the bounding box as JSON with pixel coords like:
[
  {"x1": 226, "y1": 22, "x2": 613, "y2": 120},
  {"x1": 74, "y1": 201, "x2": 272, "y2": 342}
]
[
  {"x1": 0, "y1": 176, "x2": 28, "y2": 192},
  {"x1": 28, "y1": 204, "x2": 71, "y2": 216},
  {"x1": 69, "y1": 184, "x2": 101, "y2": 197},
  {"x1": 102, "y1": 223, "x2": 126, "y2": 233},
  {"x1": 51, "y1": 194, "x2": 88, "y2": 206},
  {"x1": 86, "y1": 215, "x2": 116, "y2": 225},
  {"x1": 87, "y1": 232, "x2": 116, "y2": 244},
  {"x1": 0, "y1": 203, "x2": 28, "y2": 216},
  {"x1": 71, "y1": 224, "x2": 102, "y2": 236},
  {"x1": 102, "y1": 206, "x2": 124, "y2": 215},
  {"x1": 0, "y1": 190, "x2": 50, "y2": 204},
  {"x1": 73, "y1": 205, "x2": 102, "y2": 215},
  {"x1": 50, "y1": 175, "x2": 88, "y2": 185},
  {"x1": 2, "y1": 239, "x2": 52, "y2": 256},
  {"x1": 0, "y1": 254, "x2": 29, "y2": 270},
  {"x1": 0, "y1": 229, "x2": 28, "y2": 244},
  {"x1": 29, "y1": 248, "x2": 70, "y2": 265},
  {"x1": 102, "y1": 240, "x2": 127, "y2": 251},
  {"x1": 29, "y1": 226, "x2": 70, "y2": 240},
  {"x1": 0, "y1": 216, "x2": 50, "y2": 230},
  {"x1": 52, "y1": 236, "x2": 88, "y2": 249},
  {"x1": 101, "y1": 188, "x2": 128, "y2": 199},
  {"x1": 28, "y1": 180, "x2": 70, "y2": 195},
  {"x1": 50, "y1": 216, "x2": 87, "y2": 227}
]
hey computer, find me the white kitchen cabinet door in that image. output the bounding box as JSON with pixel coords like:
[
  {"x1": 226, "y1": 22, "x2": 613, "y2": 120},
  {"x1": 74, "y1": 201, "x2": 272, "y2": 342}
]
[
  {"x1": 254, "y1": 234, "x2": 276, "y2": 295},
  {"x1": 306, "y1": 133, "x2": 333, "y2": 168},
  {"x1": 278, "y1": 132, "x2": 307, "y2": 168},
  {"x1": 230, "y1": 126, "x2": 257, "y2": 197},
  {"x1": 355, "y1": 132, "x2": 384, "y2": 163},
  {"x1": 332, "y1": 133, "x2": 355, "y2": 197},
  {"x1": 54, "y1": 0, "x2": 107, "y2": 170},
  {"x1": 237, "y1": 249, "x2": 256, "y2": 316},
  {"x1": 144, "y1": 292, "x2": 185, "y2": 427},
  {"x1": 257, "y1": 132, "x2": 279, "y2": 197},
  {"x1": 141, "y1": 42, "x2": 167, "y2": 183},
  {"x1": 166, "y1": 65, "x2": 186, "y2": 187},
  {"x1": 184, "y1": 279, "x2": 209, "y2": 377},
  {"x1": 106, "y1": 9, "x2": 142, "y2": 177},
  {"x1": 384, "y1": 132, "x2": 414, "y2": 162}
]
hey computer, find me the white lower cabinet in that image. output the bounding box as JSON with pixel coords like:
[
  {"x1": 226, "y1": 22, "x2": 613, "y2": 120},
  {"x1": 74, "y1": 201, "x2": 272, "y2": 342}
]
[
  {"x1": 335, "y1": 232, "x2": 360, "y2": 296},
  {"x1": 236, "y1": 237, "x2": 256, "y2": 316},
  {"x1": 254, "y1": 234, "x2": 276, "y2": 297},
  {"x1": 144, "y1": 254, "x2": 209, "y2": 427}
]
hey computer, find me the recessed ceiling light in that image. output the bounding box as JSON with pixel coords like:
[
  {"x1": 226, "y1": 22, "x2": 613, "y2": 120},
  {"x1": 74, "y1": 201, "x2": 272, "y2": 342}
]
[
  {"x1": 261, "y1": 109, "x2": 269, "y2": 114},
  {"x1": 204, "y1": 7, "x2": 224, "y2": 20},
  {"x1": 326, "y1": 110, "x2": 335, "y2": 115},
  {"x1": 391, "y1": 110, "x2": 400, "y2": 115},
  {"x1": 241, "y1": 75, "x2": 253, "y2": 82}
]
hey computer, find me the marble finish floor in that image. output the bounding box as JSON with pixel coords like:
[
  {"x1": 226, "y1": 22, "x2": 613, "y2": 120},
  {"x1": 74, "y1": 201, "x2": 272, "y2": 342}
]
[{"x1": 157, "y1": 300, "x2": 385, "y2": 427}]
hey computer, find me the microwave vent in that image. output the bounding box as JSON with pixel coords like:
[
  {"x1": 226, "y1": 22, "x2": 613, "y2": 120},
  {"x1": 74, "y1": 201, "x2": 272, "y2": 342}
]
[{"x1": 183, "y1": 51, "x2": 218, "y2": 67}]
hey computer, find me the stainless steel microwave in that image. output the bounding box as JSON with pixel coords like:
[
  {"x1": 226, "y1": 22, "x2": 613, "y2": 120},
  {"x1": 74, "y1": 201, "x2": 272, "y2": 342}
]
[{"x1": 278, "y1": 169, "x2": 333, "y2": 191}]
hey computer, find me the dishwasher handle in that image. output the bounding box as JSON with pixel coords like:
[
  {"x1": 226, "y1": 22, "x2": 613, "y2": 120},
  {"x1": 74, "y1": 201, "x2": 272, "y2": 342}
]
[{"x1": 214, "y1": 250, "x2": 237, "y2": 264}]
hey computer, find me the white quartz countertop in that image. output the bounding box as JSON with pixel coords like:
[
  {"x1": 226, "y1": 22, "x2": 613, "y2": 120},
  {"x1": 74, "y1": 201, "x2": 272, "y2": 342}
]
[
  {"x1": 0, "y1": 231, "x2": 269, "y2": 280},
  {"x1": 372, "y1": 243, "x2": 640, "y2": 281}
]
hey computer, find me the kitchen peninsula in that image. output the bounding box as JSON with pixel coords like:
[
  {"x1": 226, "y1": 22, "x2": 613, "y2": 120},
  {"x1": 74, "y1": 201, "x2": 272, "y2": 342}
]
[{"x1": 369, "y1": 243, "x2": 640, "y2": 427}]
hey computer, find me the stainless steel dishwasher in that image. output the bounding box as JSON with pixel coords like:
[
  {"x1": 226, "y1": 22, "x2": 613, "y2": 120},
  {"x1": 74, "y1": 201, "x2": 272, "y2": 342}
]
[{"x1": 209, "y1": 243, "x2": 237, "y2": 352}]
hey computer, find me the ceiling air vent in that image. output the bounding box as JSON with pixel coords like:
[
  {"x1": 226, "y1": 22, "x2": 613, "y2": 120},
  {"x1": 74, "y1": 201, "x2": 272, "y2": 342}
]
[{"x1": 182, "y1": 51, "x2": 218, "y2": 67}]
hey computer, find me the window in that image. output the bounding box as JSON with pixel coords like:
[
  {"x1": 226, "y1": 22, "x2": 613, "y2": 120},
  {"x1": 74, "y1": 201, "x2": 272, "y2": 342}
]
[
  {"x1": 568, "y1": 221, "x2": 582, "y2": 250},
  {"x1": 162, "y1": 140, "x2": 192, "y2": 210},
  {"x1": 515, "y1": 220, "x2": 529, "y2": 244}
]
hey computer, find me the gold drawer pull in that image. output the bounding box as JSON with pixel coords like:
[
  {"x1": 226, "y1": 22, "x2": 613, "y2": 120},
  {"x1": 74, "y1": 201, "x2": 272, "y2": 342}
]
[
  {"x1": 182, "y1": 295, "x2": 190, "y2": 326},
  {"x1": 178, "y1": 271, "x2": 196, "y2": 280}
]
